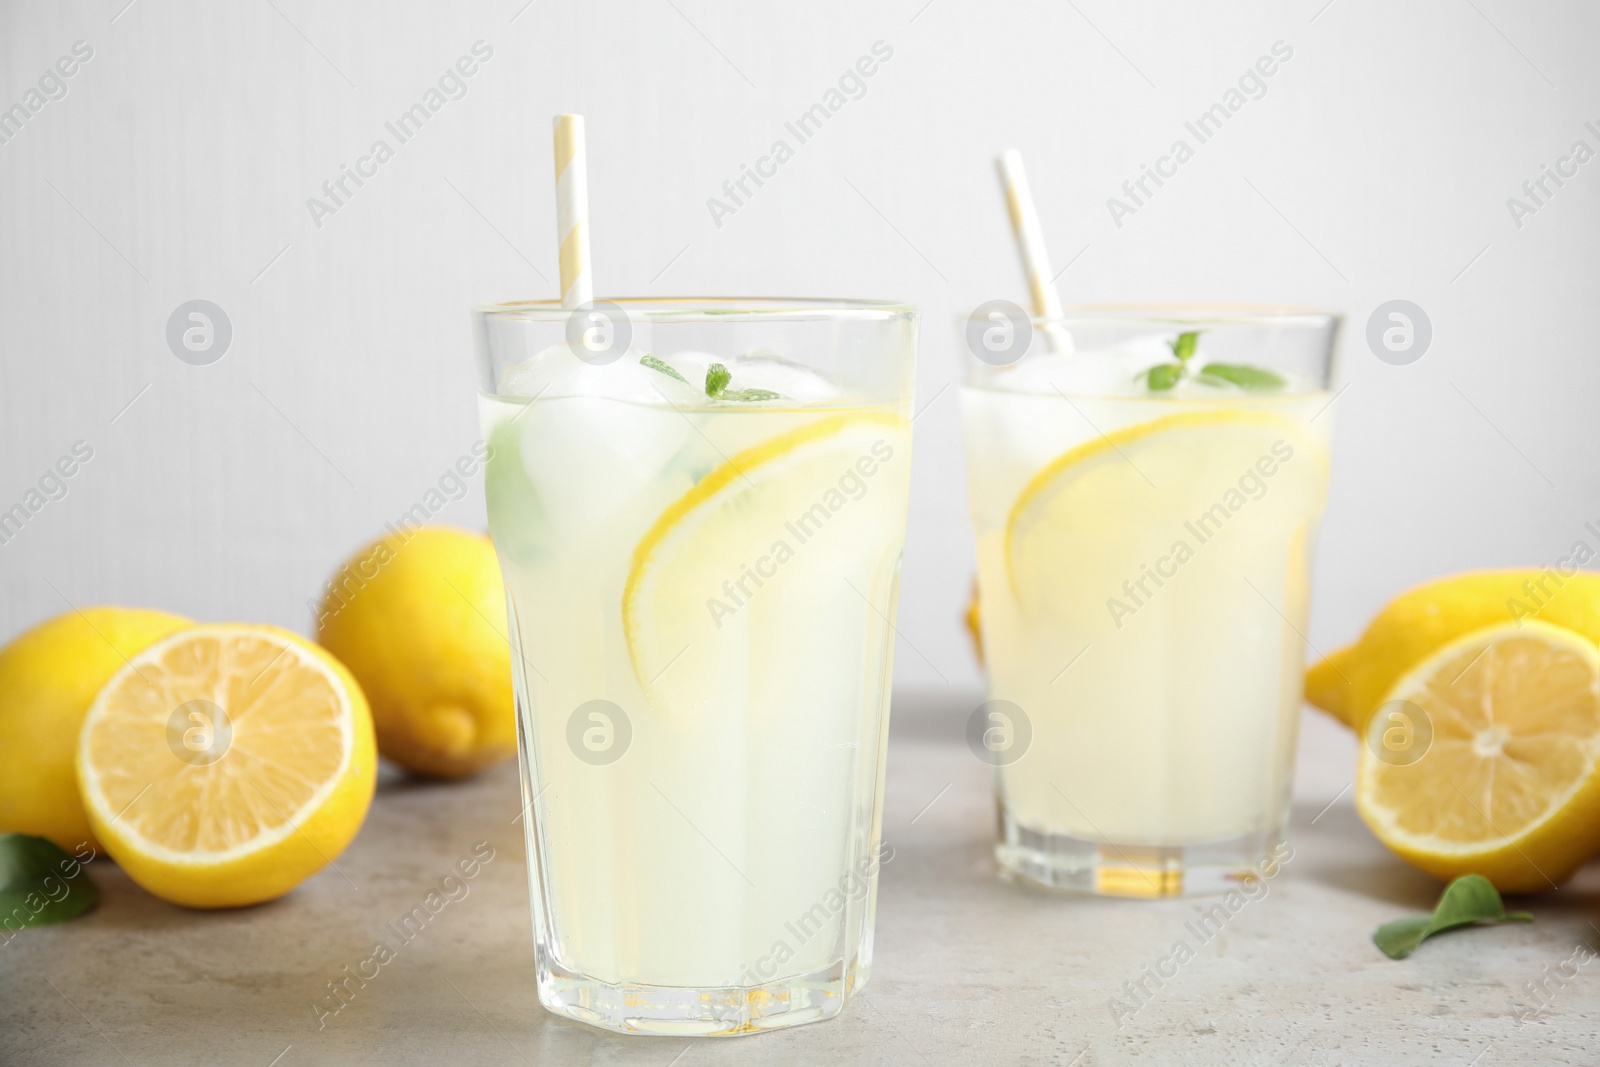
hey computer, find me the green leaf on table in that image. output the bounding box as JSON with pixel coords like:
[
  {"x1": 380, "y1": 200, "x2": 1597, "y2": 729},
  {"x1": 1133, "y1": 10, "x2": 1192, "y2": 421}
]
[
  {"x1": 1144, "y1": 363, "x2": 1183, "y2": 391},
  {"x1": 640, "y1": 354, "x2": 687, "y2": 384},
  {"x1": 0, "y1": 833, "x2": 99, "y2": 928},
  {"x1": 1199, "y1": 362, "x2": 1286, "y2": 391},
  {"x1": 1167, "y1": 331, "x2": 1200, "y2": 363},
  {"x1": 1372, "y1": 874, "x2": 1532, "y2": 959},
  {"x1": 704, "y1": 362, "x2": 733, "y2": 398}
]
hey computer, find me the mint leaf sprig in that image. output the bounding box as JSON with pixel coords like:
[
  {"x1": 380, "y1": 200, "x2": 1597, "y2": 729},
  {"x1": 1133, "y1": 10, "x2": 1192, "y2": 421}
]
[
  {"x1": 1140, "y1": 330, "x2": 1201, "y2": 391},
  {"x1": 639, "y1": 355, "x2": 782, "y2": 402},
  {"x1": 1170, "y1": 330, "x2": 1199, "y2": 364},
  {"x1": 640, "y1": 354, "x2": 687, "y2": 384},
  {"x1": 704, "y1": 362, "x2": 781, "y2": 403},
  {"x1": 1372, "y1": 874, "x2": 1532, "y2": 959},
  {"x1": 0, "y1": 833, "x2": 99, "y2": 928},
  {"x1": 1140, "y1": 330, "x2": 1286, "y2": 393},
  {"x1": 1201, "y1": 363, "x2": 1285, "y2": 390}
]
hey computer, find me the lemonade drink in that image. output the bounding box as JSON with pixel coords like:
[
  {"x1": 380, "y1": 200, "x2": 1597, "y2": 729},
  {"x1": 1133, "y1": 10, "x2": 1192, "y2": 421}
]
[
  {"x1": 961, "y1": 309, "x2": 1336, "y2": 895},
  {"x1": 474, "y1": 298, "x2": 916, "y2": 1034}
]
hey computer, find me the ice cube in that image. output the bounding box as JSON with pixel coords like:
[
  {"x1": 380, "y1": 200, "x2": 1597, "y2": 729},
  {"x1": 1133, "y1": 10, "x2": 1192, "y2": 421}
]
[
  {"x1": 630, "y1": 349, "x2": 845, "y2": 404},
  {"x1": 641, "y1": 349, "x2": 718, "y2": 401},
  {"x1": 510, "y1": 392, "x2": 698, "y2": 538},
  {"x1": 993, "y1": 349, "x2": 1138, "y2": 397},
  {"x1": 491, "y1": 346, "x2": 709, "y2": 537},
  {"x1": 500, "y1": 344, "x2": 702, "y2": 406},
  {"x1": 715, "y1": 351, "x2": 845, "y2": 403}
]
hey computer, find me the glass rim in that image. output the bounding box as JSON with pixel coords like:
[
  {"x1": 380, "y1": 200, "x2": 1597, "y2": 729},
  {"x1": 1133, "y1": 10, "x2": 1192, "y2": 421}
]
[
  {"x1": 963, "y1": 302, "x2": 1340, "y2": 329},
  {"x1": 475, "y1": 296, "x2": 918, "y2": 322}
]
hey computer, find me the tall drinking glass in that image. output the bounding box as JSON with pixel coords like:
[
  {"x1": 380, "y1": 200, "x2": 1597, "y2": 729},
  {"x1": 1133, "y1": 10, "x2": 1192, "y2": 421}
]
[
  {"x1": 473, "y1": 298, "x2": 917, "y2": 1035},
  {"x1": 961, "y1": 305, "x2": 1337, "y2": 896}
]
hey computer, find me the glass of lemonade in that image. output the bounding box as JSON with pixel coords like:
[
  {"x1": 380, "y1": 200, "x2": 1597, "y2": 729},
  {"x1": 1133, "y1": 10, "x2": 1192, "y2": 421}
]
[
  {"x1": 961, "y1": 305, "x2": 1337, "y2": 896},
  {"x1": 473, "y1": 297, "x2": 917, "y2": 1035}
]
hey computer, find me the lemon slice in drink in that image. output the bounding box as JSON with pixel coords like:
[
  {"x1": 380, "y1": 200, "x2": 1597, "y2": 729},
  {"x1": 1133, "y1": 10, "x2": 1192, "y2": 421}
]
[
  {"x1": 77, "y1": 625, "x2": 377, "y2": 908},
  {"x1": 1356, "y1": 620, "x2": 1600, "y2": 892},
  {"x1": 623, "y1": 411, "x2": 908, "y2": 722},
  {"x1": 1005, "y1": 409, "x2": 1327, "y2": 616}
]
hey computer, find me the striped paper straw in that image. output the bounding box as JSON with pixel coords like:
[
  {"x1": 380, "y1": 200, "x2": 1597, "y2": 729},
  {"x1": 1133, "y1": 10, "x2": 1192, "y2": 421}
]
[
  {"x1": 996, "y1": 150, "x2": 1071, "y2": 353},
  {"x1": 553, "y1": 114, "x2": 592, "y2": 309}
]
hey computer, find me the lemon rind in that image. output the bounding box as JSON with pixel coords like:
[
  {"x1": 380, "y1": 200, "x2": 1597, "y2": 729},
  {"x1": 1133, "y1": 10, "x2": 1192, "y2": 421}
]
[
  {"x1": 76, "y1": 624, "x2": 356, "y2": 867},
  {"x1": 1003, "y1": 408, "x2": 1326, "y2": 599},
  {"x1": 1356, "y1": 618, "x2": 1600, "y2": 855},
  {"x1": 620, "y1": 410, "x2": 907, "y2": 694}
]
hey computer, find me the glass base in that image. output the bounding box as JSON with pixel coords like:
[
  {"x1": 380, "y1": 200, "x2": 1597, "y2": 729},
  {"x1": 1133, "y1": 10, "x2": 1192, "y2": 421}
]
[
  {"x1": 535, "y1": 955, "x2": 868, "y2": 1037},
  {"x1": 996, "y1": 802, "x2": 1285, "y2": 898}
]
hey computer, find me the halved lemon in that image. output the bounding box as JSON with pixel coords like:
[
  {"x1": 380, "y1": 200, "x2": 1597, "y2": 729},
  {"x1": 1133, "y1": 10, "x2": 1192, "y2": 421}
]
[
  {"x1": 77, "y1": 625, "x2": 377, "y2": 908},
  {"x1": 1306, "y1": 569, "x2": 1600, "y2": 733},
  {"x1": 622, "y1": 411, "x2": 909, "y2": 722},
  {"x1": 1356, "y1": 619, "x2": 1600, "y2": 892},
  {"x1": 1005, "y1": 409, "x2": 1328, "y2": 616}
]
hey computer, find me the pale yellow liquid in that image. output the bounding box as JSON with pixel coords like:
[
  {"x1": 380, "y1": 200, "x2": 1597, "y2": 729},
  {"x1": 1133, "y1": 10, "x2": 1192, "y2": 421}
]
[
  {"x1": 963, "y1": 385, "x2": 1332, "y2": 845},
  {"x1": 482, "y1": 392, "x2": 911, "y2": 989}
]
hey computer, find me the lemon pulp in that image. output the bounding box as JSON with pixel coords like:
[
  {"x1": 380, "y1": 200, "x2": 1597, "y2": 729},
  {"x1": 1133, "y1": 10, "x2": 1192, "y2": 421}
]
[
  {"x1": 1357, "y1": 620, "x2": 1600, "y2": 891},
  {"x1": 77, "y1": 624, "x2": 376, "y2": 908}
]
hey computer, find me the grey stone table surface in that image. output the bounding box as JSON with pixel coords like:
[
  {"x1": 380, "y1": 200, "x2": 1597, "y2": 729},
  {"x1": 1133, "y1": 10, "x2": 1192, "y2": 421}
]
[{"x1": 5, "y1": 693, "x2": 1598, "y2": 1067}]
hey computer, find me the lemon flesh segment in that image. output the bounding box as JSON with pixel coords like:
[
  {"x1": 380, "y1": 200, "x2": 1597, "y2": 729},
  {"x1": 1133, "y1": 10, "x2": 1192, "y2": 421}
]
[
  {"x1": 1357, "y1": 620, "x2": 1600, "y2": 891},
  {"x1": 623, "y1": 411, "x2": 910, "y2": 722},
  {"x1": 1006, "y1": 409, "x2": 1328, "y2": 614},
  {"x1": 77, "y1": 625, "x2": 376, "y2": 908}
]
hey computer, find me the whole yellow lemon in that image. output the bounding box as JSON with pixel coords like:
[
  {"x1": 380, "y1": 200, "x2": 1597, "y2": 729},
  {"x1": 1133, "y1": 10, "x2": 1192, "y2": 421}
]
[
  {"x1": 316, "y1": 525, "x2": 515, "y2": 778},
  {"x1": 0, "y1": 606, "x2": 191, "y2": 851}
]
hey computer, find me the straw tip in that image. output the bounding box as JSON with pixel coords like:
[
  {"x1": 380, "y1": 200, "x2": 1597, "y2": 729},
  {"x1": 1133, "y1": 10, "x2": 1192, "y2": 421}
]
[{"x1": 996, "y1": 151, "x2": 1029, "y2": 184}]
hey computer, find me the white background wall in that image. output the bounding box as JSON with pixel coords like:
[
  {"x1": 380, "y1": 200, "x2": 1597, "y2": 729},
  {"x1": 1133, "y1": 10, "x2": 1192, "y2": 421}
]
[{"x1": 2, "y1": 0, "x2": 1597, "y2": 694}]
